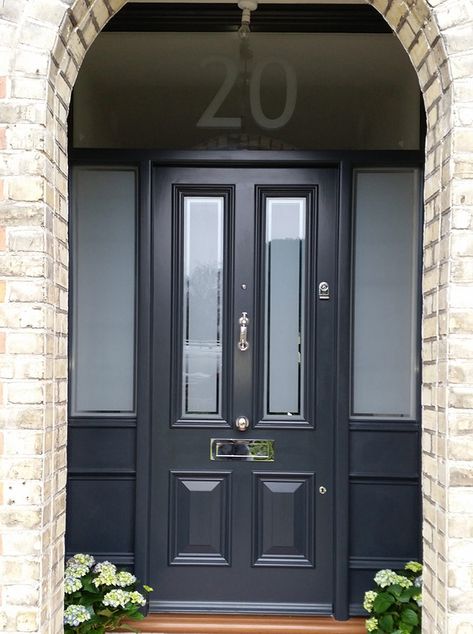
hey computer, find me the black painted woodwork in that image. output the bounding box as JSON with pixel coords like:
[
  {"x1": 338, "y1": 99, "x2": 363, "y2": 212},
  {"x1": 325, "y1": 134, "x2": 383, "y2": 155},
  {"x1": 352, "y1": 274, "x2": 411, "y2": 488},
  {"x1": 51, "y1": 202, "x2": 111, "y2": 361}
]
[
  {"x1": 149, "y1": 166, "x2": 336, "y2": 613},
  {"x1": 169, "y1": 472, "x2": 232, "y2": 566},
  {"x1": 66, "y1": 149, "x2": 423, "y2": 621},
  {"x1": 253, "y1": 473, "x2": 315, "y2": 567},
  {"x1": 104, "y1": 3, "x2": 392, "y2": 34}
]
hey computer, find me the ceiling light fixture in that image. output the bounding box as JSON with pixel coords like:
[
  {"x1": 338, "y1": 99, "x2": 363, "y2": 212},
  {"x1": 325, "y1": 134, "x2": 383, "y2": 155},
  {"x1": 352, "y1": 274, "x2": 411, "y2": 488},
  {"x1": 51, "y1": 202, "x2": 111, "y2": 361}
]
[{"x1": 238, "y1": 0, "x2": 258, "y2": 39}]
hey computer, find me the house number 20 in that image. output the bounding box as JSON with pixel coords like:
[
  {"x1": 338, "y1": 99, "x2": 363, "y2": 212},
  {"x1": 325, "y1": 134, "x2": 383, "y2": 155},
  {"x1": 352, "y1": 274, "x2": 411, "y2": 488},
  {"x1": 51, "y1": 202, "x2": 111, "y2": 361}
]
[{"x1": 197, "y1": 56, "x2": 297, "y2": 130}]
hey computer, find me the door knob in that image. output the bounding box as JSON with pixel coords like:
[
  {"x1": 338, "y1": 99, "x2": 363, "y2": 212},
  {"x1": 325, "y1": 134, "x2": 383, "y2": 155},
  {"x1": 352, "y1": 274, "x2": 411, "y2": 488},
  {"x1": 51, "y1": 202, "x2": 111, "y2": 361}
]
[{"x1": 235, "y1": 416, "x2": 250, "y2": 432}]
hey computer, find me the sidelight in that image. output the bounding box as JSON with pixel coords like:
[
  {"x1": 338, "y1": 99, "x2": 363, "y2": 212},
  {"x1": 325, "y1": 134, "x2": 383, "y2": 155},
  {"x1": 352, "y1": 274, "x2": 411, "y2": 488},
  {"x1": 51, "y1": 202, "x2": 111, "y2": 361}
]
[
  {"x1": 71, "y1": 167, "x2": 136, "y2": 416},
  {"x1": 351, "y1": 169, "x2": 420, "y2": 419}
]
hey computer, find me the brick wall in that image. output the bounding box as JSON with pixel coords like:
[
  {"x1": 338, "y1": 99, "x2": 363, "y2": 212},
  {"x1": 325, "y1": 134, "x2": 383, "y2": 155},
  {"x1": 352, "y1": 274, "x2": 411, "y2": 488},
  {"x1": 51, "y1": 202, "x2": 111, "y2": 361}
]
[{"x1": 0, "y1": 0, "x2": 472, "y2": 632}]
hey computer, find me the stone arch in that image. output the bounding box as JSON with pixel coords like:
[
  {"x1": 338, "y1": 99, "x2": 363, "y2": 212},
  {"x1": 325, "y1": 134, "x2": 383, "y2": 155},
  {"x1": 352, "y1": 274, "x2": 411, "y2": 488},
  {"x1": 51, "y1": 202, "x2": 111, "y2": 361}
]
[{"x1": 1, "y1": 0, "x2": 470, "y2": 632}]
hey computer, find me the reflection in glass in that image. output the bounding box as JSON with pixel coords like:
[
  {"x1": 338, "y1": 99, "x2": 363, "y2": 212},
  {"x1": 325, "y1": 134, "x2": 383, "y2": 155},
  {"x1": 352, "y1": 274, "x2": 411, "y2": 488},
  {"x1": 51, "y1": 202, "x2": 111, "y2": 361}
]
[
  {"x1": 211, "y1": 439, "x2": 275, "y2": 461},
  {"x1": 182, "y1": 197, "x2": 224, "y2": 417},
  {"x1": 264, "y1": 198, "x2": 306, "y2": 417}
]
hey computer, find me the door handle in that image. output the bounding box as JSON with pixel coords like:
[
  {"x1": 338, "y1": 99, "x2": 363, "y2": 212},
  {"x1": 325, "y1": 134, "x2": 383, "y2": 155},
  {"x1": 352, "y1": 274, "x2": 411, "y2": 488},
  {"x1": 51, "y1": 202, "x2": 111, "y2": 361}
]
[
  {"x1": 235, "y1": 416, "x2": 250, "y2": 432},
  {"x1": 238, "y1": 312, "x2": 249, "y2": 351}
]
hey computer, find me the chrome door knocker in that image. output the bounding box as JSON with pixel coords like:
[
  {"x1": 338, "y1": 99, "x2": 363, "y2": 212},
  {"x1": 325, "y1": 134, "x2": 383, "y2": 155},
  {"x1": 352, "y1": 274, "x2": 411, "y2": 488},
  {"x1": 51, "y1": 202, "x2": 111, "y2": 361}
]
[{"x1": 238, "y1": 311, "x2": 249, "y2": 351}]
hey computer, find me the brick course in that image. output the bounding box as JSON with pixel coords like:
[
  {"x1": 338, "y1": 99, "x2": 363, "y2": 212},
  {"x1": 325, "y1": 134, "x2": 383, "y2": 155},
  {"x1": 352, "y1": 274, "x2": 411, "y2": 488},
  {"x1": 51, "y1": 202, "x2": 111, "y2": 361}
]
[{"x1": 0, "y1": 0, "x2": 472, "y2": 632}]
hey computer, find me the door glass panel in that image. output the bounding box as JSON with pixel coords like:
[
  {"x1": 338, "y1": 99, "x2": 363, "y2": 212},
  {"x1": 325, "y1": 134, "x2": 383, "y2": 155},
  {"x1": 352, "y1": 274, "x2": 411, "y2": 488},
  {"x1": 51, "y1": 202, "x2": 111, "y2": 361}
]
[
  {"x1": 71, "y1": 167, "x2": 136, "y2": 416},
  {"x1": 264, "y1": 197, "x2": 305, "y2": 418},
  {"x1": 73, "y1": 32, "x2": 420, "y2": 151},
  {"x1": 182, "y1": 197, "x2": 224, "y2": 417},
  {"x1": 352, "y1": 169, "x2": 419, "y2": 419}
]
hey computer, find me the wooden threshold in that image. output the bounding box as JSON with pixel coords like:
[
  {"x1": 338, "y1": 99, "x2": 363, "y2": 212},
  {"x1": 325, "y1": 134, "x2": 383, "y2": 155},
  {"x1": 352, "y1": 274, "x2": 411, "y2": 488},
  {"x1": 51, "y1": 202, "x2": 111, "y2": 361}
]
[{"x1": 132, "y1": 614, "x2": 366, "y2": 633}]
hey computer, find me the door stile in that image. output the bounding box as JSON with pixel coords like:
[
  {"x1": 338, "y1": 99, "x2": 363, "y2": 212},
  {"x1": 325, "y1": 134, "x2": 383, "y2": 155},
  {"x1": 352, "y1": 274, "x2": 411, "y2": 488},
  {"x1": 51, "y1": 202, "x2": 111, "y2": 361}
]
[
  {"x1": 333, "y1": 160, "x2": 352, "y2": 620},
  {"x1": 233, "y1": 180, "x2": 255, "y2": 433},
  {"x1": 312, "y1": 169, "x2": 338, "y2": 604},
  {"x1": 135, "y1": 159, "x2": 153, "y2": 588}
]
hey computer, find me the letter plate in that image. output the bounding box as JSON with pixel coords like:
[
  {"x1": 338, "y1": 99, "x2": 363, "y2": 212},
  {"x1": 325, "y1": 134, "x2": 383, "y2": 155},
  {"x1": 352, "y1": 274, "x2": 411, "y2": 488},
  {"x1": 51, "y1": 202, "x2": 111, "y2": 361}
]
[{"x1": 210, "y1": 439, "x2": 275, "y2": 462}]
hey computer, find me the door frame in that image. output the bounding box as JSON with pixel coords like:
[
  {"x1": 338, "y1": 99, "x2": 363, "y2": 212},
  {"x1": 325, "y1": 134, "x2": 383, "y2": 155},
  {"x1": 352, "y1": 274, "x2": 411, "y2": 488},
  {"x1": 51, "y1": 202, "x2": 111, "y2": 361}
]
[{"x1": 67, "y1": 148, "x2": 423, "y2": 620}]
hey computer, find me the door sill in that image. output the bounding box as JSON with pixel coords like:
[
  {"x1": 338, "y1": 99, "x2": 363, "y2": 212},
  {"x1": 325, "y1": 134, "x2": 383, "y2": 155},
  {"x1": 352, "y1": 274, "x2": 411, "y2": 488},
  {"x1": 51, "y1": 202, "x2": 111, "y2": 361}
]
[{"x1": 132, "y1": 614, "x2": 366, "y2": 633}]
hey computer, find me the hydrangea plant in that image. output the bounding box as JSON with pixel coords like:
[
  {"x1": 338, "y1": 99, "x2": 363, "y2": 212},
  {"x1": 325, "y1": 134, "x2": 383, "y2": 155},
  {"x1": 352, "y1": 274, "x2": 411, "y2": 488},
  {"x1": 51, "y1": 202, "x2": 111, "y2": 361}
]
[
  {"x1": 64, "y1": 554, "x2": 153, "y2": 633},
  {"x1": 363, "y1": 562, "x2": 422, "y2": 634}
]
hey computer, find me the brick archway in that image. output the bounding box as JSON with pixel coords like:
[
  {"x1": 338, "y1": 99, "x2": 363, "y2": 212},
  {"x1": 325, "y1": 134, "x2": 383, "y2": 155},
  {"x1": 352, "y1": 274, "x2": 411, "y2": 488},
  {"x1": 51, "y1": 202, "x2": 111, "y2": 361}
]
[{"x1": 1, "y1": 1, "x2": 472, "y2": 632}]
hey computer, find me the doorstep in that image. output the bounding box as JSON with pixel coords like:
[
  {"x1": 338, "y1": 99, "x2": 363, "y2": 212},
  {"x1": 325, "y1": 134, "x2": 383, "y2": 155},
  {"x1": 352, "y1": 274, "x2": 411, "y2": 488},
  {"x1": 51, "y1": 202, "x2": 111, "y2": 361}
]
[{"x1": 131, "y1": 614, "x2": 366, "y2": 633}]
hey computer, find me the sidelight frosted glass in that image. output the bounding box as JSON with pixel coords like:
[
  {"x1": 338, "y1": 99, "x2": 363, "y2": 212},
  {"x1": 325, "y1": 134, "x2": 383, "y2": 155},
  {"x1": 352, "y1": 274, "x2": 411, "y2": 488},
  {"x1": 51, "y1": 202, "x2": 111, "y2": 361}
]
[
  {"x1": 352, "y1": 170, "x2": 419, "y2": 418},
  {"x1": 72, "y1": 168, "x2": 136, "y2": 415},
  {"x1": 264, "y1": 198, "x2": 305, "y2": 417},
  {"x1": 182, "y1": 197, "x2": 224, "y2": 417}
]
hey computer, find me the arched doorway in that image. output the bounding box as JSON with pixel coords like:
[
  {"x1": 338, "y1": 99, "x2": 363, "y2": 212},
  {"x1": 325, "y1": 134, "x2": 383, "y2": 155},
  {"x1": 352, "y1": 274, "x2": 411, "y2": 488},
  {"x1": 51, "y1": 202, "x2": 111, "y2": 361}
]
[
  {"x1": 0, "y1": 0, "x2": 464, "y2": 632},
  {"x1": 66, "y1": 3, "x2": 424, "y2": 626}
]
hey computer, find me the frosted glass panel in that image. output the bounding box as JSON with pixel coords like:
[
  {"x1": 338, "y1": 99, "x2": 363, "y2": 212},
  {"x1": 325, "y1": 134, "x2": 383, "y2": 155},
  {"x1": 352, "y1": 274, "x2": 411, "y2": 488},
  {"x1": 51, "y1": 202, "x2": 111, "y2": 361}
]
[
  {"x1": 182, "y1": 197, "x2": 224, "y2": 417},
  {"x1": 264, "y1": 198, "x2": 305, "y2": 417},
  {"x1": 73, "y1": 32, "x2": 420, "y2": 151},
  {"x1": 72, "y1": 168, "x2": 136, "y2": 415},
  {"x1": 352, "y1": 170, "x2": 418, "y2": 418}
]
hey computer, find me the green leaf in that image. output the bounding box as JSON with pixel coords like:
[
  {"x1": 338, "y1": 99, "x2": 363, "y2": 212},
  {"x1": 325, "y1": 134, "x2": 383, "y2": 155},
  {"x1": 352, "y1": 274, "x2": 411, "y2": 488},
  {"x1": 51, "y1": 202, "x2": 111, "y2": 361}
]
[
  {"x1": 398, "y1": 590, "x2": 414, "y2": 603},
  {"x1": 388, "y1": 584, "x2": 403, "y2": 598},
  {"x1": 97, "y1": 609, "x2": 114, "y2": 617},
  {"x1": 373, "y1": 592, "x2": 395, "y2": 613},
  {"x1": 379, "y1": 613, "x2": 394, "y2": 632},
  {"x1": 401, "y1": 608, "x2": 419, "y2": 626},
  {"x1": 82, "y1": 580, "x2": 95, "y2": 592}
]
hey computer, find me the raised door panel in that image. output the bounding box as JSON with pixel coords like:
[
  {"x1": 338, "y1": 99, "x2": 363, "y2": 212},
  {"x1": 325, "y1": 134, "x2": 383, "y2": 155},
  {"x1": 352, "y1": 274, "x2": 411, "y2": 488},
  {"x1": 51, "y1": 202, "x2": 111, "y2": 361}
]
[
  {"x1": 169, "y1": 472, "x2": 232, "y2": 566},
  {"x1": 253, "y1": 472, "x2": 314, "y2": 567}
]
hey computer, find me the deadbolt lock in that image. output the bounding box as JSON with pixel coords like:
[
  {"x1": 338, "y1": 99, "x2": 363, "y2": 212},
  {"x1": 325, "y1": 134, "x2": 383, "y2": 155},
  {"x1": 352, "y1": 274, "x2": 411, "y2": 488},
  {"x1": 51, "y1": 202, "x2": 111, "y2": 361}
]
[
  {"x1": 318, "y1": 282, "x2": 330, "y2": 300},
  {"x1": 319, "y1": 486, "x2": 327, "y2": 495}
]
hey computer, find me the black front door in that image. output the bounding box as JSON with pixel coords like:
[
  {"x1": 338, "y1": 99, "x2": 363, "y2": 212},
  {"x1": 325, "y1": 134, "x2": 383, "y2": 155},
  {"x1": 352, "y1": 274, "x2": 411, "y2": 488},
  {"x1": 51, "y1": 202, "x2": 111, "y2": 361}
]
[{"x1": 149, "y1": 166, "x2": 338, "y2": 614}]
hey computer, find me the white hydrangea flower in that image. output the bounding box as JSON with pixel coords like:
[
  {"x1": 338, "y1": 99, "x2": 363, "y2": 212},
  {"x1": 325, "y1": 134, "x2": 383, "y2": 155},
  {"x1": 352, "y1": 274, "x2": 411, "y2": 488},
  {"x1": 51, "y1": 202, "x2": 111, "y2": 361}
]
[
  {"x1": 374, "y1": 569, "x2": 400, "y2": 588},
  {"x1": 93, "y1": 561, "x2": 116, "y2": 574},
  {"x1": 396, "y1": 575, "x2": 413, "y2": 589},
  {"x1": 93, "y1": 570, "x2": 117, "y2": 587},
  {"x1": 103, "y1": 589, "x2": 132, "y2": 609},
  {"x1": 365, "y1": 617, "x2": 378, "y2": 632},
  {"x1": 64, "y1": 605, "x2": 91, "y2": 627},
  {"x1": 64, "y1": 575, "x2": 83, "y2": 594},
  {"x1": 405, "y1": 561, "x2": 422, "y2": 574},
  {"x1": 93, "y1": 561, "x2": 118, "y2": 587},
  {"x1": 374, "y1": 568, "x2": 413, "y2": 589},
  {"x1": 115, "y1": 571, "x2": 137, "y2": 587},
  {"x1": 68, "y1": 553, "x2": 95, "y2": 568},
  {"x1": 65, "y1": 562, "x2": 89, "y2": 578},
  {"x1": 363, "y1": 590, "x2": 377, "y2": 613},
  {"x1": 128, "y1": 591, "x2": 146, "y2": 606}
]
